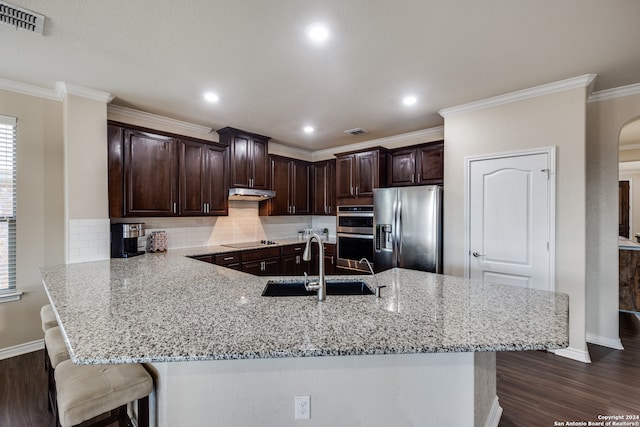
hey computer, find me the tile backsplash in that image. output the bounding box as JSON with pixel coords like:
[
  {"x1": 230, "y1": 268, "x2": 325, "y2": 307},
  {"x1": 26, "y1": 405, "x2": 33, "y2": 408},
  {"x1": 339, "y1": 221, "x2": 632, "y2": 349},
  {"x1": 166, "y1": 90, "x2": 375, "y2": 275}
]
[
  {"x1": 111, "y1": 201, "x2": 336, "y2": 251},
  {"x1": 69, "y1": 219, "x2": 111, "y2": 263}
]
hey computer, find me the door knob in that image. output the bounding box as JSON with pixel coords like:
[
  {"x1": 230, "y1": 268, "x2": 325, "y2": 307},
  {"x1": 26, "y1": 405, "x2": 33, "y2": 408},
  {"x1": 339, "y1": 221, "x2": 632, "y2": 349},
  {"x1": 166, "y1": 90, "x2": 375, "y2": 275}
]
[{"x1": 472, "y1": 252, "x2": 485, "y2": 257}]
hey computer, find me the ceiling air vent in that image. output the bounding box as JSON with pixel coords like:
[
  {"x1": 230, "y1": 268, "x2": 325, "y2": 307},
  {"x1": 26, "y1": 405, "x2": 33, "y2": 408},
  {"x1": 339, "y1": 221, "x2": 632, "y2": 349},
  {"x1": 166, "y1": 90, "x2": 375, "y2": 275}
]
[
  {"x1": 0, "y1": 1, "x2": 45, "y2": 35},
  {"x1": 344, "y1": 127, "x2": 366, "y2": 135}
]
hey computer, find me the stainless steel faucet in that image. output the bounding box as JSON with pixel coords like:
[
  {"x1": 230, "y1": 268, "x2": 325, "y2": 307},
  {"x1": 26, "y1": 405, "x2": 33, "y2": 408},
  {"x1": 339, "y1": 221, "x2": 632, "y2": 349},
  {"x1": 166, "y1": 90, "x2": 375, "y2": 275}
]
[{"x1": 303, "y1": 233, "x2": 326, "y2": 301}]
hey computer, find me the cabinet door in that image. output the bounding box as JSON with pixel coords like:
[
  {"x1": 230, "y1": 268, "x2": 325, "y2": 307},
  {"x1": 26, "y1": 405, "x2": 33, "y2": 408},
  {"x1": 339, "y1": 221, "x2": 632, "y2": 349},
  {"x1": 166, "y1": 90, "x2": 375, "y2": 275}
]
[
  {"x1": 417, "y1": 142, "x2": 444, "y2": 185},
  {"x1": 291, "y1": 160, "x2": 311, "y2": 215},
  {"x1": 243, "y1": 258, "x2": 280, "y2": 276},
  {"x1": 206, "y1": 145, "x2": 228, "y2": 215},
  {"x1": 355, "y1": 151, "x2": 377, "y2": 197},
  {"x1": 229, "y1": 133, "x2": 251, "y2": 188},
  {"x1": 336, "y1": 155, "x2": 355, "y2": 198},
  {"x1": 251, "y1": 137, "x2": 270, "y2": 190},
  {"x1": 390, "y1": 148, "x2": 417, "y2": 186},
  {"x1": 269, "y1": 157, "x2": 292, "y2": 215},
  {"x1": 312, "y1": 160, "x2": 335, "y2": 215},
  {"x1": 180, "y1": 141, "x2": 207, "y2": 215},
  {"x1": 124, "y1": 130, "x2": 178, "y2": 216}
]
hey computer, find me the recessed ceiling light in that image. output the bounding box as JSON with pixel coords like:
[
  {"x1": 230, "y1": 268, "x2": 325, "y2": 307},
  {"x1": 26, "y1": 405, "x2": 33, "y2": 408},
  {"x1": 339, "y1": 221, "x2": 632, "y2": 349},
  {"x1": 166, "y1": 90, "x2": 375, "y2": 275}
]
[
  {"x1": 403, "y1": 95, "x2": 417, "y2": 106},
  {"x1": 303, "y1": 126, "x2": 315, "y2": 133},
  {"x1": 204, "y1": 92, "x2": 219, "y2": 103},
  {"x1": 308, "y1": 24, "x2": 329, "y2": 42}
]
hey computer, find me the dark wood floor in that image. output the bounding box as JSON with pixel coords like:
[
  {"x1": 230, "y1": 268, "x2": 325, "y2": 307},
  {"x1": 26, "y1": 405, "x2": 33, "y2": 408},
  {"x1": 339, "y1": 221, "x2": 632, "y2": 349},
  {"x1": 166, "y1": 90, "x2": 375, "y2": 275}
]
[
  {"x1": 1, "y1": 313, "x2": 638, "y2": 427},
  {"x1": 498, "y1": 312, "x2": 640, "y2": 426}
]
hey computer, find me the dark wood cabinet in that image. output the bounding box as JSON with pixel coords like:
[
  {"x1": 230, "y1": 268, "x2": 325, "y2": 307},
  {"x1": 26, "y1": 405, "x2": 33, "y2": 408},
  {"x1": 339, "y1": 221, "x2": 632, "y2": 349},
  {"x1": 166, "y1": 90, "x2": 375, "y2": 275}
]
[
  {"x1": 309, "y1": 243, "x2": 336, "y2": 275},
  {"x1": 390, "y1": 141, "x2": 444, "y2": 186},
  {"x1": 260, "y1": 156, "x2": 311, "y2": 216},
  {"x1": 108, "y1": 122, "x2": 229, "y2": 218},
  {"x1": 217, "y1": 127, "x2": 270, "y2": 190},
  {"x1": 123, "y1": 128, "x2": 179, "y2": 217},
  {"x1": 312, "y1": 160, "x2": 336, "y2": 215},
  {"x1": 241, "y1": 247, "x2": 281, "y2": 276},
  {"x1": 179, "y1": 141, "x2": 229, "y2": 216},
  {"x1": 335, "y1": 148, "x2": 388, "y2": 204},
  {"x1": 281, "y1": 243, "x2": 310, "y2": 276}
]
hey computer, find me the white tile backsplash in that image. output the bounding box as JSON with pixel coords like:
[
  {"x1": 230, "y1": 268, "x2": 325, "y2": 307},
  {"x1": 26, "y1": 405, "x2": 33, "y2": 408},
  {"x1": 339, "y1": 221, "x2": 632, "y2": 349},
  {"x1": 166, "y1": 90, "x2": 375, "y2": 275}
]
[
  {"x1": 68, "y1": 219, "x2": 110, "y2": 263},
  {"x1": 110, "y1": 201, "x2": 338, "y2": 251}
]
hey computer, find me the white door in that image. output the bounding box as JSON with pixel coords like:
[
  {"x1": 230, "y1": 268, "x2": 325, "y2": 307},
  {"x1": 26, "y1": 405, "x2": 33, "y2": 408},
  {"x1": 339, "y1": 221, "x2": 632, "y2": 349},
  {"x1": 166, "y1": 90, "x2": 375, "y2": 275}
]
[{"x1": 467, "y1": 148, "x2": 555, "y2": 291}]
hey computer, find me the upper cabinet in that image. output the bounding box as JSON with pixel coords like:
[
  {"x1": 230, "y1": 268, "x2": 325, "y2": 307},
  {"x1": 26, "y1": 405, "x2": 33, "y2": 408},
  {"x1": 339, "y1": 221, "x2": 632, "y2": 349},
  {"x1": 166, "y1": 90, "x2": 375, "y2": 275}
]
[
  {"x1": 260, "y1": 156, "x2": 311, "y2": 216},
  {"x1": 217, "y1": 127, "x2": 270, "y2": 190},
  {"x1": 335, "y1": 147, "x2": 388, "y2": 204},
  {"x1": 389, "y1": 141, "x2": 444, "y2": 187},
  {"x1": 179, "y1": 140, "x2": 229, "y2": 216},
  {"x1": 312, "y1": 159, "x2": 336, "y2": 215},
  {"x1": 108, "y1": 122, "x2": 228, "y2": 218}
]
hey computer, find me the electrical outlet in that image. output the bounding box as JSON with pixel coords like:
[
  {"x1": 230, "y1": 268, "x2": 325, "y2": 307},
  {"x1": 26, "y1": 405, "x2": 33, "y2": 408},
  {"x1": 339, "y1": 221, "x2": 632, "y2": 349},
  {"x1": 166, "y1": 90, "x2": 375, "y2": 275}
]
[{"x1": 294, "y1": 395, "x2": 311, "y2": 420}]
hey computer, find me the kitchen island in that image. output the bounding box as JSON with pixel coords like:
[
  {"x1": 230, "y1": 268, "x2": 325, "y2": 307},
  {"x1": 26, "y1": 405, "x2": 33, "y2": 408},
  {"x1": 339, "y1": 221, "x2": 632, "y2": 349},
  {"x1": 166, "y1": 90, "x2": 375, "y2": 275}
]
[{"x1": 40, "y1": 249, "x2": 568, "y2": 427}]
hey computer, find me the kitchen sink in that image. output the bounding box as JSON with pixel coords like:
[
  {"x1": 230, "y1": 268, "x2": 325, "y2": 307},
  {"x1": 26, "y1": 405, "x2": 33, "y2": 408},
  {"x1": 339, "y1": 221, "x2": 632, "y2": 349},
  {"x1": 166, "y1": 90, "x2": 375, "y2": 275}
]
[{"x1": 262, "y1": 280, "x2": 374, "y2": 297}]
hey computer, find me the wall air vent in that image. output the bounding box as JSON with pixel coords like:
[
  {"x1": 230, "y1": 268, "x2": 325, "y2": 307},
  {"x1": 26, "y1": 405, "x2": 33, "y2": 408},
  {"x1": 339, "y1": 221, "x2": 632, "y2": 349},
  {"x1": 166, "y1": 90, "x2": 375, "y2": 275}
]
[
  {"x1": 344, "y1": 127, "x2": 366, "y2": 135},
  {"x1": 0, "y1": 1, "x2": 45, "y2": 35}
]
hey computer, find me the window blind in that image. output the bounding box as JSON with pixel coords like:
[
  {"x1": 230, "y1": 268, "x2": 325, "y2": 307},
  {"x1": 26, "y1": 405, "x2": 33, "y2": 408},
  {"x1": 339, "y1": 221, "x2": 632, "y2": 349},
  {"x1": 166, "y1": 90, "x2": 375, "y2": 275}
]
[{"x1": 0, "y1": 115, "x2": 16, "y2": 294}]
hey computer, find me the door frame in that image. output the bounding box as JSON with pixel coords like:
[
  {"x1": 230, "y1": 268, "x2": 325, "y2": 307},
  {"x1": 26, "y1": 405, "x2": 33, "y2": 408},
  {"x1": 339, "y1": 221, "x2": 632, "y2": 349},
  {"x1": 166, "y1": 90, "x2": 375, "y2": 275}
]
[
  {"x1": 618, "y1": 178, "x2": 632, "y2": 239},
  {"x1": 463, "y1": 146, "x2": 556, "y2": 291}
]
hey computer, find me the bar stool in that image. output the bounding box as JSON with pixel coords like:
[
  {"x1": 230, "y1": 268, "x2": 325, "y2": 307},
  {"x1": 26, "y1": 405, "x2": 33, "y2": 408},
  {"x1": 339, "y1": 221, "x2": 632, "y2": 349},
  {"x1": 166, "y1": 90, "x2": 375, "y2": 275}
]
[
  {"x1": 44, "y1": 326, "x2": 71, "y2": 420},
  {"x1": 40, "y1": 304, "x2": 58, "y2": 332},
  {"x1": 41, "y1": 304, "x2": 58, "y2": 373},
  {"x1": 55, "y1": 360, "x2": 153, "y2": 427}
]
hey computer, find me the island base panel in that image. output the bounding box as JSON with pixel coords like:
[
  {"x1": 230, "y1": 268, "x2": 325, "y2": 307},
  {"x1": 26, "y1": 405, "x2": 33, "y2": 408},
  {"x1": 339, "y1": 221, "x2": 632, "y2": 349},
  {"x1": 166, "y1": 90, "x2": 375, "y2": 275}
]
[{"x1": 147, "y1": 352, "x2": 499, "y2": 427}]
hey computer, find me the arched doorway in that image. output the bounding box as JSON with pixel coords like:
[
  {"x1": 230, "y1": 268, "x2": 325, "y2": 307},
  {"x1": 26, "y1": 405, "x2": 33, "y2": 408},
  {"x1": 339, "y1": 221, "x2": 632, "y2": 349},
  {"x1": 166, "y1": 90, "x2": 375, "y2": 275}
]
[{"x1": 618, "y1": 118, "x2": 640, "y2": 241}]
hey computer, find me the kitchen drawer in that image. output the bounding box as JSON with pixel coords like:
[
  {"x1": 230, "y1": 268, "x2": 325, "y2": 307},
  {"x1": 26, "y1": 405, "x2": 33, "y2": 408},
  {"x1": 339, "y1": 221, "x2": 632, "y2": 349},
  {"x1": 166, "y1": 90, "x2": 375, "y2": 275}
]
[
  {"x1": 214, "y1": 252, "x2": 241, "y2": 266},
  {"x1": 282, "y1": 243, "x2": 305, "y2": 256},
  {"x1": 242, "y1": 246, "x2": 281, "y2": 262},
  {"x1": 191, "y1": 254, "x2": 214, "y2": 263}
]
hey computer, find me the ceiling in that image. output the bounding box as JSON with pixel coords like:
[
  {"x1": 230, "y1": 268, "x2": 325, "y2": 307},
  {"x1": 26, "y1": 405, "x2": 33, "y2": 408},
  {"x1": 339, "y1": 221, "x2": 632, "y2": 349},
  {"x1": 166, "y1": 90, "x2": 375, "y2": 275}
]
[{"x1": 2, "y1": 0, "x2": 640, "y2": 151}]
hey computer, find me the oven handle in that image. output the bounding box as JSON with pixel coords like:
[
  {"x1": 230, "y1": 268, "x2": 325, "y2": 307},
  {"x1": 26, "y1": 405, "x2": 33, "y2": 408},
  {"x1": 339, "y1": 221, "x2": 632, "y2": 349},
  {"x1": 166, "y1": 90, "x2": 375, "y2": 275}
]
[{"x1": 337, "y1": 233, "x2": 374, "y2": 239}]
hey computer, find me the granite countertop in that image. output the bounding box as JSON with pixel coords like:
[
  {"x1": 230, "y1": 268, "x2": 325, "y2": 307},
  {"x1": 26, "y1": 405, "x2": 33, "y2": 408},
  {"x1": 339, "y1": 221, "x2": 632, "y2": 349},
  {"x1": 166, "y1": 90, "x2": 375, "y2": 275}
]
[
  {"x1": 40, "y1": 251, "x2": 569, "y2": 364},
  {"x1": 619, "y1": 236, "x2": 640, "y2": 250}
]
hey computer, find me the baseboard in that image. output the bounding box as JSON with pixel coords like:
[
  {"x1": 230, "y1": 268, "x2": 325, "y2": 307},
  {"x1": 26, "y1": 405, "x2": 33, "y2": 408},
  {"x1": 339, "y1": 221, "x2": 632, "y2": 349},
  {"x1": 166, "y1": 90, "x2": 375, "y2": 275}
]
[
  {"x1": 551, "y1": 347, "x2": 592, "y2": 363},
  {"x1": 586, "y1": 333, "x2": 624, "y2": 350},
  {"x1": 0, "y1": 339, "x2": 44, "y2": 361},
  {"x1": 484, "y1": 396, "x2": 503, "y2": 427}
]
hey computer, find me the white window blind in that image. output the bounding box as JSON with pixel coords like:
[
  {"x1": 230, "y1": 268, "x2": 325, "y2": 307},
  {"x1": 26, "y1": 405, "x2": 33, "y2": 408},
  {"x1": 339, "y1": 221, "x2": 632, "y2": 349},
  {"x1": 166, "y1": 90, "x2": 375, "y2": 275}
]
[{"x1": 0, "y1": 115, "x2": 16, "y2": 297}]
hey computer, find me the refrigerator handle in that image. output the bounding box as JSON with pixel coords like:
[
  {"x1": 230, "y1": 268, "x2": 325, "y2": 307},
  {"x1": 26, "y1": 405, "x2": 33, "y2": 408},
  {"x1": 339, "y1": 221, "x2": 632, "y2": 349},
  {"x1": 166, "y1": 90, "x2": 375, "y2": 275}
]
[{"x1": 395, "y1": 199, "x2": 402, "y2": 261}]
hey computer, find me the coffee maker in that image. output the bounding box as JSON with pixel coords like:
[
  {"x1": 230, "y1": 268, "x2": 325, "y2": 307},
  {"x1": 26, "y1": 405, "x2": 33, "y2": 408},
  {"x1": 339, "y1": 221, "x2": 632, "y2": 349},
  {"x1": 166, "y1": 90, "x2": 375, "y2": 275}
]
[{"x1": 111, "y1": 223, "x2": 145, "y2": 258}]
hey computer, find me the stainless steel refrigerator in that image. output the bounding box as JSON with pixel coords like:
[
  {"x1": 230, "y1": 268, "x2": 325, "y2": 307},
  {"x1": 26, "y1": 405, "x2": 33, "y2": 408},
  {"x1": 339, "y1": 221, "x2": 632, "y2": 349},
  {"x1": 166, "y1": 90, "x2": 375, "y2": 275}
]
[{"x1": 373, "y1": 186, "x2": 443, "y2": 273}]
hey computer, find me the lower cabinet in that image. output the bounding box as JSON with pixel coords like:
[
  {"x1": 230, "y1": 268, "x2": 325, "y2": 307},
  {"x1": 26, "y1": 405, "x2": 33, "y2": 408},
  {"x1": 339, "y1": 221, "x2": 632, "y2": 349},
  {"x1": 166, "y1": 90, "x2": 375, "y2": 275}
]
[
  {"x1": 241, "y1": 247, "x2": 281, "y2": 276},
  {"x1": 195, "y1": 243, "x2": 337, "y2": 277}
]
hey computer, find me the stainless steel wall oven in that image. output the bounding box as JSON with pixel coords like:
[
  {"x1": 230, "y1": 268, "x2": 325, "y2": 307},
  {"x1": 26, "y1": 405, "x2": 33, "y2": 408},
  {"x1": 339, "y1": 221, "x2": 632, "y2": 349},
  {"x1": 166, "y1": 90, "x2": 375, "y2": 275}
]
[{"x1": 336, "y1": 205, "x2": 374, "y2": 272}]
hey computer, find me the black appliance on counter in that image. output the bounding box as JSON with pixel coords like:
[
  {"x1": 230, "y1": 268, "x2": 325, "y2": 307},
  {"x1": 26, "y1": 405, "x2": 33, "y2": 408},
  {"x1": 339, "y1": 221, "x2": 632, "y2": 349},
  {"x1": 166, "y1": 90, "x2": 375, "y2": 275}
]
[{"x1": 111, "y1": 223, "x2": 145, "y2": 258}]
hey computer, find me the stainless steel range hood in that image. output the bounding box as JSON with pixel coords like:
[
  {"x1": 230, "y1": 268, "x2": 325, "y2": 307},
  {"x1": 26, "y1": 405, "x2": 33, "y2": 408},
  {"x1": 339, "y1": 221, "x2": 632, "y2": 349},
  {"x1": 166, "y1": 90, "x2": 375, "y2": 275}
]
[{"x1": 228, "y1": 187, "x2": 276, "y2": 201}]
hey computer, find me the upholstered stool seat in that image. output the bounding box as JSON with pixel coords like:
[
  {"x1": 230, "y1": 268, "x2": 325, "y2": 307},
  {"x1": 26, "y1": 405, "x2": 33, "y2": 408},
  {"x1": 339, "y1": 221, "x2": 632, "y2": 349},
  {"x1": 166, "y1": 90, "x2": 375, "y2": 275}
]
[
  {"x1": 55, "y1": 360, "x2": 153, "y2": 427},
  {"x1": 41, "y1": 304, "x2": 57, "y2": 332},
  {"x1": 44, "y1": 326, "x2": 71, "y2": 419},
  {"x1": 45, "y1": 327, "x2": 70, "y2": 368}
]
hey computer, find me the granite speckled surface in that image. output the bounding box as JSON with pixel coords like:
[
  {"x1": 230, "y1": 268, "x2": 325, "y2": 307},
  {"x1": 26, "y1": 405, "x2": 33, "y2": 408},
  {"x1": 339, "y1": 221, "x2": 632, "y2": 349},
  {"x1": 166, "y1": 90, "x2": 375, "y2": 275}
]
[{"x1": 40, "y1": 250, "x2": 569, "y2": 364}]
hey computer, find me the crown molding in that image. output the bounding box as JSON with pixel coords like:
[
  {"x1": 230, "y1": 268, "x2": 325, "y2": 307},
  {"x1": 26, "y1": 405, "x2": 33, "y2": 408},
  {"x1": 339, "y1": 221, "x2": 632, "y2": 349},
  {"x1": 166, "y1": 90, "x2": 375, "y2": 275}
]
[
  {"x1": 268, "y1": 142, "x2": 312, "y2": 161},
  {"x1": 55, "y1": 82, "x2": 115, "y2": 103},
  {"x1": 588, "y1": 82, "x2": 640, "y2": 103},
  {"x1": 0, "y1": 77, "x2": 59, "y2": 101},
  {"x1": 107, "y1": 104, "x2": 214, "y2": 135},
  {"x1": 439, "y1": 74, "x2": 598, "y2": 118},
  {"x1": 619, "y1": 143, "x2": 640, "y2": 151},
  {"x1": 311, "y1": 126, "x2": 445, "y2": 161}
]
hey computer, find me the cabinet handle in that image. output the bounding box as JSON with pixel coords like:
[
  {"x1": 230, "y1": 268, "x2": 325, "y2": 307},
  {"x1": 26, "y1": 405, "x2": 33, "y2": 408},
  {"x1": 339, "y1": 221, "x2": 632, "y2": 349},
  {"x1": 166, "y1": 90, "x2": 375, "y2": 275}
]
[
  {"x1": 411, "y1": 173, "x2": 415, "y2": 184},
  {"x1": 173, "y1": 203, "x2": 177, "y2": 214},
  {"x1": 223, "y1": 257, "x2": 234, "y2": 261},
  {"x1": 294, "y1": 247, "x2": 302, "y2": 251},
  {"x1": 296, "y1": 255, "x2": 300, "y2": 264},
  {"x1": 355, "y1": 186, "x2": 359, "y2": 196},
  {"x1": 330, "y1": 256, "x2": 334, "y2": 264},
  {"x1": 292, "y1": 206, "x2": 296, "y2": 214}
]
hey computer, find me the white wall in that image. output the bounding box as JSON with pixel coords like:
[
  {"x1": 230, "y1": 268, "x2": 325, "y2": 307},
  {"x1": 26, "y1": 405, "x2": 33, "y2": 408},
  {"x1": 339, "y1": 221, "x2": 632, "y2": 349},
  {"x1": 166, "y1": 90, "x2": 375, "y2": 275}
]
[
  {"x1": 443, "y1": 86, "x2": 589, "y2": 358},
  {"x1": 0, "y1": 89, "x2": 65, "y2": 351},
  {"x1": 586, "y1": 89, "x2": 640, "y2": 348}
]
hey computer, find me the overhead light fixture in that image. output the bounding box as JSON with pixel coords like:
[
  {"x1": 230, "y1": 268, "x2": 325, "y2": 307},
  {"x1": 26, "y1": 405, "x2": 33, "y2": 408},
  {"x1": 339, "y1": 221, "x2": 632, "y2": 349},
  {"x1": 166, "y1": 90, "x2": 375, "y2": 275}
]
[
  {"x1": 303, "y1": 126, "x2": 314, "y2": 133},
  {"x1": 403, "y1": 95, "x2": 417, "y2": 106},
  {"x1": 204, "y1": 92, "x2": 219, "y2": 103},
  {"x1": 308, "y1": 24, "x2": 329, "y2": 42}
]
